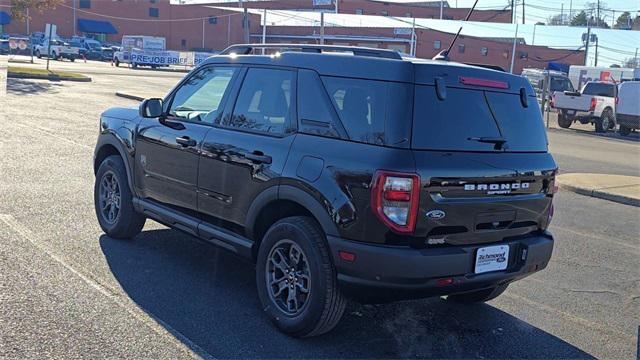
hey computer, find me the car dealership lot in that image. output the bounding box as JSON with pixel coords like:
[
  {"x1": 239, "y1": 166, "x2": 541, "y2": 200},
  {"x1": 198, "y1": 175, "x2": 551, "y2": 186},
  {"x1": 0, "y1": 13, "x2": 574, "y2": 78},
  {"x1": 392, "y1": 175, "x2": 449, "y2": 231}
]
[{"x1": 1, "y1": 61, "x2": 638, "y2": 358}]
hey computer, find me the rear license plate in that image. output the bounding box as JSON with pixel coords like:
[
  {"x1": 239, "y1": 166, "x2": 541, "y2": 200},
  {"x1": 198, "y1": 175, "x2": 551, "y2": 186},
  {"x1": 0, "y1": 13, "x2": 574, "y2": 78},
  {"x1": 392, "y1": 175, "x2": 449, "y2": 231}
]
[
  {"x1": 567, "y1": 110, "x2": 576, "y2": 115},
  {"x1": 475, "y1": 245, "x2": 509, "y2": 274}
]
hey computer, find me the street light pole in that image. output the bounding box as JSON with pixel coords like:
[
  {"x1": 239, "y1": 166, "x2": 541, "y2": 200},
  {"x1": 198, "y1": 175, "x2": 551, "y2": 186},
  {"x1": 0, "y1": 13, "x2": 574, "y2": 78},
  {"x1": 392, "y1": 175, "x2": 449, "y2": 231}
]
[{"x1": 440, "y1": 0, "x2": 443, "y2": 19}]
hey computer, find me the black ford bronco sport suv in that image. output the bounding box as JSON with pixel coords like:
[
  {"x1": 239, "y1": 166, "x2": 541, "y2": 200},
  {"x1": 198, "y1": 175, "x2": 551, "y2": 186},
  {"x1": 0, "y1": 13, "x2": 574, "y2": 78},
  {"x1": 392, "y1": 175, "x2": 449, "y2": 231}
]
[{"x1": 94, "y1": 44, "x2": 557, "y2": 337}]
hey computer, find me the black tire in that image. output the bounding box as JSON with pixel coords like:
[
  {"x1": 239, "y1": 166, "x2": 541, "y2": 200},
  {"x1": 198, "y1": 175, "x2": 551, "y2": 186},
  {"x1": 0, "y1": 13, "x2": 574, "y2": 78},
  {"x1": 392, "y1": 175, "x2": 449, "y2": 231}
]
[
  {"x1": 256, "y1": 216, "x2": 347, "y2": 337},
  {"x1": 447, "y1": 284, "x2": 508, "y2": 303},
  {"x1": 94, "y1": 155, "x2": 145, "y2": 239},
  {"x1": 557, "y1": 112, "x2": 573, "y2": 129},
  {"x1": 619, "y1": 125, "x2": 631, "y2": 136},
  {"x1": 70, "y1": 58, "x2": 75, "y2": 62},
  {"x1": 596, "y1": 108, "x2": 615, "y2": 133},
  {"x1": 115, "y1": 58, "x2": 120, "y2": 67},
  {"x1": 35, "y1": 50, "x2": 41, "y2": 58}
]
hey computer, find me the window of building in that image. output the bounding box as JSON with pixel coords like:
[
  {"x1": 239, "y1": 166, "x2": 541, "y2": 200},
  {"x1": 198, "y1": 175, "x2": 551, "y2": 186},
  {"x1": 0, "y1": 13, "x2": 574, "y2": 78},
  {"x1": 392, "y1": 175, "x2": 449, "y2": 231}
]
[
  {"x1": 181, "y1": 39, "x2": 187, "y2": 47},
  {"x1": 208, "y1": 16, "x2": 217, "y2": 24},
  {"x1": 149, "y1": 7, "x2": 159, "y2": 17},
  {"x1": 355, "y1": 9, "x2": 364, "y2": 15},
  {"x1": 79, "y1": 0, "x2": 91, "y2": 9},
  {"x1": 381, "y1": 11, "x2": 389, "y2": 16},
  {"x1": 387, "y1": 44, "x2": 407, "y2": 53},
  {"x1": 434, "y1": 40, "x2": 441, "y2": 49},
  {"x1": 405, "y1": 12, "x2": 412, "y2": 17},
  {"x1": 458, "y1": 44, "x2": 465, "y2": 53},
  {"x1": 227, "y1": 68, "x2": 295, "y2": 135},
  {"x1": 481, "y1": 47, "x2": 488, "y2": 56},
  {"x1": 519, "y1": 51, "x2": 528, "y2": 59},
  {"x1": 169, "y1": 67, "x2": 238, "y2": 124},
  {"x1": 150, "y1": 0, "x2": 157, "y2": 3}
]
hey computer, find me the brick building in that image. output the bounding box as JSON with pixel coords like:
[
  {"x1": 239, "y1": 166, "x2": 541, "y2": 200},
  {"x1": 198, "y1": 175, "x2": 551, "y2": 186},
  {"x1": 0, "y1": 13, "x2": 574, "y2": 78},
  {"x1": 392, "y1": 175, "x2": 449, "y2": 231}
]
[
  {"x1": 204, "y1": 0, "x2": 513, "y2": 23},
  {"x1": 0, "y1": 0, "x2": 583, "y2": 72}
]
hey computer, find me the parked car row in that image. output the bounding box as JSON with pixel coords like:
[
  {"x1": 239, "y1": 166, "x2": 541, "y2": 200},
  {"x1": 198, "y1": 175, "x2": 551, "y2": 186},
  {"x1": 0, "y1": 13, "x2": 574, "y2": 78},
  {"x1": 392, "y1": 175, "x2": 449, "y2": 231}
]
[
  {"x1": 23, "y1": 33, "x2": 120, "y2": 62},
  {"x1": 551, "y1": 80, "x2": 640, "y2": 136}
]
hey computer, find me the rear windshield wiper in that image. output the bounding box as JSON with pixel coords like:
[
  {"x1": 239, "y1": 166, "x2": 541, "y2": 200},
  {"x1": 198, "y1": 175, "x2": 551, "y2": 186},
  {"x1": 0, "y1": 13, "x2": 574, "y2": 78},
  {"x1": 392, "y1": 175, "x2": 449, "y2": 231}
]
[{"x1": 468, "y1": 137, "x2": 508, "y2": 150}]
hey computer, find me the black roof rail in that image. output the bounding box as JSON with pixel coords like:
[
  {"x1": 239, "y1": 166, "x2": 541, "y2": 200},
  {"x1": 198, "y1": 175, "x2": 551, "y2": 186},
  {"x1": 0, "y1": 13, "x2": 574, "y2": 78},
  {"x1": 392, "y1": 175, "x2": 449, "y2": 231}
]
[{"x1": 219, "y1": 43, "x2": 403, "y2": 60}]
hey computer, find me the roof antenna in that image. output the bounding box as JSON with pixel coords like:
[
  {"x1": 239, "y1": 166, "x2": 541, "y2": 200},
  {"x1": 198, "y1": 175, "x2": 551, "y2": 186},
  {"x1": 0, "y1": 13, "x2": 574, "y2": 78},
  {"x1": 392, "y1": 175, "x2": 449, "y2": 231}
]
[{"x1": 433, "y1": 0, "x2": 479, "y2": 61}]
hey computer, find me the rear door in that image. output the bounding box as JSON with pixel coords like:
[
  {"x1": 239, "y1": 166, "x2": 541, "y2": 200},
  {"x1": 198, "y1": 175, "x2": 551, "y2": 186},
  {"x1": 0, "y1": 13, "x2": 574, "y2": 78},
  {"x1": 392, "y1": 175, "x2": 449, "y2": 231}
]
[
  {"x1": 197, "y1": 67, "x2": 297, "y2": 225},
  {"x1": 134, "y1": 65, "x2": 240, "y2": 211},
  {"x1": 411, "y1": 75, "x2": 556, "y2": 246}
]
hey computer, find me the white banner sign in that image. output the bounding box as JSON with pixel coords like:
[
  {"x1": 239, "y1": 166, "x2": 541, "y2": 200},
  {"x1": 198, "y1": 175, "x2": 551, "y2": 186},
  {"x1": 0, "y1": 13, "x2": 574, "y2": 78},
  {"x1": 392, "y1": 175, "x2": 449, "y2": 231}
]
[{"x1": 130, "y1": 50, "x2": 214, "y2": 66}]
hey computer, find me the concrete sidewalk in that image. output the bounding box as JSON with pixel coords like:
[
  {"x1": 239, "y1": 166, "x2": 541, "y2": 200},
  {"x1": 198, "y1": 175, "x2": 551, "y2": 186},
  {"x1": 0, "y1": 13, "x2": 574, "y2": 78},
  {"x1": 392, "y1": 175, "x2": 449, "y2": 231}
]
[{"x1": 556, "y1": 173, "x2": 640, "y2": 207}]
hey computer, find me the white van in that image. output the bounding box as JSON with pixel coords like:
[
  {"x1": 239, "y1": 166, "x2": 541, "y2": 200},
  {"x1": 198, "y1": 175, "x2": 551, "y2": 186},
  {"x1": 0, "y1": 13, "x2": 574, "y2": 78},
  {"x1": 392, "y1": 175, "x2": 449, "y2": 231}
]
[{"x1": 616, "y1": 81, "x2": 640, "y2": 136}]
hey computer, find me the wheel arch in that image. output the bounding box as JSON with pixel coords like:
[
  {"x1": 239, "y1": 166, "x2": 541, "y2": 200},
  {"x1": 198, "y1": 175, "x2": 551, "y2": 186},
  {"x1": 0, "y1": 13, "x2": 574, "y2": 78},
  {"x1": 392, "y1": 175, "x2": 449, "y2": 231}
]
[
  {"x1": 94, "y1": 135, "x2": 135, "y2": 193},
  {"x1": 246, "y1": 185, "x2": 340, "y2": 260}
]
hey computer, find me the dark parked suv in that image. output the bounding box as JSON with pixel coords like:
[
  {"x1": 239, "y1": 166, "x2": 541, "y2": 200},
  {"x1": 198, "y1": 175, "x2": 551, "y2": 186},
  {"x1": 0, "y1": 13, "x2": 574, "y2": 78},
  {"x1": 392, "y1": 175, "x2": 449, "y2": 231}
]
[{"x1": 94, "y1": 44, "x2": 557, "y2": 337}]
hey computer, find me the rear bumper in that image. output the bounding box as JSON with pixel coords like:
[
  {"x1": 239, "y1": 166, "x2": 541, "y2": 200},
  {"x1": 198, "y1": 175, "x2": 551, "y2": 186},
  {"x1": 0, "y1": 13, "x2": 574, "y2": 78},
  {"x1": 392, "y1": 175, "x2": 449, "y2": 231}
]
[{"x1": 328, "y1": 232, "x2": 553, "y2": 302}]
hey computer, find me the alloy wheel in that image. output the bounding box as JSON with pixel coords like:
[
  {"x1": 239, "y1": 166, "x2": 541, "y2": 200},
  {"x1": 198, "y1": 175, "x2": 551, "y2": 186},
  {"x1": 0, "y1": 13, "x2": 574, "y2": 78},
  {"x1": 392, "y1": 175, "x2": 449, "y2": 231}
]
[
  {"x1": 98, "y1": 170, "x2": 121, "y2": 225},
  {"x1": 265, "y1": 239, "x2": 311, "y2": 316}
]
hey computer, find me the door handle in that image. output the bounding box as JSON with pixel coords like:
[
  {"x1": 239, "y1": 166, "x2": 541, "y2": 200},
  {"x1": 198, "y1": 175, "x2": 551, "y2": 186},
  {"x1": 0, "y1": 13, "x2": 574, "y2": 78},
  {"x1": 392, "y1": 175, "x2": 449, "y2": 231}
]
[
  {"x1": 244, "y1": 151, "x2": 272, "y2": 164},
  {"x1": 176, "y1": 136, "x2": 196, "y2": 147}
]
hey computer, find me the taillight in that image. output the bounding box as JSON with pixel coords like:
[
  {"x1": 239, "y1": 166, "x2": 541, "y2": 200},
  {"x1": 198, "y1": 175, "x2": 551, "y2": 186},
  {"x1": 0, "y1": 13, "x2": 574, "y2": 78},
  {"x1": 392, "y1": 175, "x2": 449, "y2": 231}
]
[
  {"x1": 589, "y1": 97, "x2": 597, "y2": 111},
  {"x1": 371, "y1": 171, "x2": 420, "y2": 234},
  {"x1": 550, "y1": 94, "x2": 556, "y2": 108},
  {"x1": 615, "y1": 96, "x2": 619, "y2": 105}
]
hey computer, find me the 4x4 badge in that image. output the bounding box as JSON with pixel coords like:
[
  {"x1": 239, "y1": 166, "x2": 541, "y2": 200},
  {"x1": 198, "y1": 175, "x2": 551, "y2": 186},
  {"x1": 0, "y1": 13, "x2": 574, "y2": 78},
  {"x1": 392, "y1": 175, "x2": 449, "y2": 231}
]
[{"x1": 426, "y1": 210, "x2": 446, "y2": 220}]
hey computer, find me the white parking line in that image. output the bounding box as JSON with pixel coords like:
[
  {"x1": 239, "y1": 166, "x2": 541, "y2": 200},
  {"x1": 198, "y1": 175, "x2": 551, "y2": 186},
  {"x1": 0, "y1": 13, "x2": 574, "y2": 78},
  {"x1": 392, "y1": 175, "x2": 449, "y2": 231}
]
[{"x1": 0, "y1": 214, "x2": 215, "y2": 360}]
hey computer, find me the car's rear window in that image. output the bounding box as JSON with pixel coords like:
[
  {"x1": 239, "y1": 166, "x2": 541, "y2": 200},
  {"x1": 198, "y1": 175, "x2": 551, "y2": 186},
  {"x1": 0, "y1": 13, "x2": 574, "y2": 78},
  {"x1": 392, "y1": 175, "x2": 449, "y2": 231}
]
[
  {"x1": 321, "y1": 76, "x2": 412, "y2": 147},
  {"x1": 582, "y1": 83, "x2": 615, "y2": 97},
  {"x1": 412, "y1": 86, "x2": 548, "y2": 152}
]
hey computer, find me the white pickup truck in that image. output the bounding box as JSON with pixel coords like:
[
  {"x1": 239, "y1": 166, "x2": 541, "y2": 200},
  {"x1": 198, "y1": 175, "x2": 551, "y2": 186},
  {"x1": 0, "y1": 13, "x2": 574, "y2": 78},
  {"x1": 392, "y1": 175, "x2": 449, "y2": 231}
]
[
  {"x1": 34, "y1": 39, "x2": 79, "y2": 61},
  {"x1": 552, "y1": 81, "x2": 617, "y2": 133}
]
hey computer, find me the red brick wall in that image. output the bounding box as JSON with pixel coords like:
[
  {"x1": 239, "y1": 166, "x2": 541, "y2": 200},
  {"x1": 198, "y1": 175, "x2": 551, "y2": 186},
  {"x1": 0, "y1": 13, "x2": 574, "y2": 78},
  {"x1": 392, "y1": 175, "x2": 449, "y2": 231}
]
[
  {"x1": 205, "y1": 0, "x2": 513, "y2": 23},
  {"x1": 2, "y1": 0, "x2": 581, "y2": 72},
  {"x1": 1, "y1": 0, "x2": 260, "y2": 51},
  {"x1": 263, "y1": 26, "x2": 584, "y2": 74}
]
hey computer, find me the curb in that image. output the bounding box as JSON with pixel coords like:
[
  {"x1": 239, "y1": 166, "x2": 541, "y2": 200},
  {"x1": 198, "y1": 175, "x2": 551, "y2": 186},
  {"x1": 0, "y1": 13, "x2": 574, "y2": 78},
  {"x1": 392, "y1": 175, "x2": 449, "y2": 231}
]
[
  {"x1": 558, "y1": 183, "x2": 640, "y2": 208},
  {"x1": 115, "y1": 91, "x2": 144, "y2": 101},
  {"x1": 7, "y1": 72, "x2": 92, "y2": 82}
]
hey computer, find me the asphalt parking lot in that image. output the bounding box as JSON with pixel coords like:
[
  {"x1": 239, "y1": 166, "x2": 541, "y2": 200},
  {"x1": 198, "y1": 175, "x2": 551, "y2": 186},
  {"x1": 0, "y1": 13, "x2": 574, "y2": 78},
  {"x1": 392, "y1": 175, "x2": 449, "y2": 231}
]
[{"x1": 1, "y1": 59, "x2": 639, "y2": 359}]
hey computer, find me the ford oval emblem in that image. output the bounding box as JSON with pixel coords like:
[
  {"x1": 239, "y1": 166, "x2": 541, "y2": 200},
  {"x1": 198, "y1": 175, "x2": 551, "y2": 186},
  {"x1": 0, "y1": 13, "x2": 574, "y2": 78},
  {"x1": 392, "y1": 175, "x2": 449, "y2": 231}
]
[{"x1": 426, "y1": 210, "x2": 446, "y2": 220}]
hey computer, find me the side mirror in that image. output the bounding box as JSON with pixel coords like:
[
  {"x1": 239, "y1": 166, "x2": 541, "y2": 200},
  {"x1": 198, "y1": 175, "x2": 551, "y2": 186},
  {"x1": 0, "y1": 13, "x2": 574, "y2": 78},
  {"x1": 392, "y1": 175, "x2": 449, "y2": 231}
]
[{"x1": 139, "y1": 98, "x2": 164, "y2": 118}]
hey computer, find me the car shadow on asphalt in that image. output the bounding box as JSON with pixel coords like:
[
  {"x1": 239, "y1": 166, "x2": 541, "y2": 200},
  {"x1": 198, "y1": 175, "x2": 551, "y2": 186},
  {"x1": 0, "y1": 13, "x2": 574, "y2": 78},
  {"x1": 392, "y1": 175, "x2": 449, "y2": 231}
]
[
  {"x1": 7, "y1": 78, "x2": 63, "y2": 95},
  {"x1": 100, "y1": 229, "x2": 594, "y2": 359}
]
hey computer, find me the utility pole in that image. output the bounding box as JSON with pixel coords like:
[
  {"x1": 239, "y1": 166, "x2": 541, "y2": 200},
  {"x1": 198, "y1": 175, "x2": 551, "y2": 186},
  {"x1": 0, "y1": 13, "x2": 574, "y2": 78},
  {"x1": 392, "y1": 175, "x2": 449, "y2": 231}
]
[
  {"x1": 320, "y1": 12, "x2": 325, "y2": 45},
  {"x1": 26, "y1": 8, "x2": 29, "y2": 34},
  {"x1": 509, "y1": 22, "x2": 519, "y2": 73},
  {"x1": 511, "y1": 0, "x2": 515, "y2": 24},
  {"x1": 243, "y1": 7, "x2": 249, "y2": 43},
  {"x1": 440, "y1": 0, "x2": 443, "y2": 20},
  {"x1": 73, "y1": 0, "x2": 77, "y2": 36},
  {"x1": 594, "y1": 36, "x2": 598, "y2": 66},
  {"x1": 334, "y1": 0, "x2": 339, "y2": 14},
  {"x1": 583, "y1": 23, "x2": 591, "y2": 65},
  {"x1": 522, "y1": 0, "x2": 525, "y2": 24},
  {"x1": 569, "y1": 0, "x2": 573, "y2": 22},
  {"x1": 410, "y1": 17, "x2": 416, "y2": 56},
  {"x1": 261, "y1": 8, "x2": 267, "y2": 53},
  {"x1": 561, "y1": 3, "x2": 564, "y2": 24},
  {"x1": 202, "y1": 18, "x2": 205, "y2": 49},
  {"x1": 596, "y1": 0, "x2": 600, "y2": 27}
]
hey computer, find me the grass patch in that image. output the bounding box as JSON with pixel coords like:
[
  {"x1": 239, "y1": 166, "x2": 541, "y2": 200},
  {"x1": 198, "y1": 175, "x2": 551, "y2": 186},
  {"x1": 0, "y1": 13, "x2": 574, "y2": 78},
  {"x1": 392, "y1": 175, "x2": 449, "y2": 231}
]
[{"x1": 8, "y1": 66, "x2": 90, "y2": 81}]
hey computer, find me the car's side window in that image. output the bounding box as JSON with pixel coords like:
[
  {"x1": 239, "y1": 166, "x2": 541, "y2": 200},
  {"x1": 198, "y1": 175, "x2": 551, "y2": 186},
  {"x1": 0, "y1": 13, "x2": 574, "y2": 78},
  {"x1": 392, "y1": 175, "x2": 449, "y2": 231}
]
[
  {"x1": 168, "y1": 66, "x2": 238, "y2": 124},
  {"x1": 297, "y1": 69, "x2": 342, "y2": 139},
  {"x1": 225, "y1": 67, "x2": 295, "y2": 135}
]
